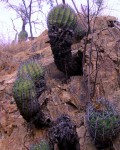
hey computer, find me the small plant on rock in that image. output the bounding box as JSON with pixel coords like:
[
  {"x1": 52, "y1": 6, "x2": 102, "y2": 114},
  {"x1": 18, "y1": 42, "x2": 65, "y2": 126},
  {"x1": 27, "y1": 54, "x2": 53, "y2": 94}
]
[
  {"x1": 29, "y1": 139, "x2": 50, "y2": 150},
  {"x1": 86, "y1": 97, "x2": 120, "y2": 149}
]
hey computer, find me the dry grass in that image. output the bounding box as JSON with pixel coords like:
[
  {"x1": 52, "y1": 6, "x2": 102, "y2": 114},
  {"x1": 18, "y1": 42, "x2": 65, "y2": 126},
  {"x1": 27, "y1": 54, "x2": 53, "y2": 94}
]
[{"x1": 0, "y1": 30, "x2": 50, "y2": 77}]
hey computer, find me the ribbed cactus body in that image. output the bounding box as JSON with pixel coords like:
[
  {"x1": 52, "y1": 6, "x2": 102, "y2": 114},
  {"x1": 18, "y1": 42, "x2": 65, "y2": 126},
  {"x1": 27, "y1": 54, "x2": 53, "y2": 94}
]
[
  {"x1": 13, "y1": 58, "x2": 51, "y2": 128},
  {"x1": 13, "y1": 77, "x2": 51, "y2": 128},
  {"x1": 30, "y1": 139, "x2": 50, "y2": 150},
  {"x1": 18, "y1": 59, "x2": 44, "y2": 80},
  {"x1": 86, "y1": 98, "x2": 120, "y2": 148},
  {"x1": 18, "y1": 58, "x2": 46, "y2": 98},
  {"x1": 18, "y1": 30, "x2": 28, "y2": 42},
  {"x1": 47, "y1": 4, "x2": 77, "y2": 30},
  {"x1": 47, "y1": 4, "x2": 83, "y2": 77},
  {"x1": 13, "y1": 77, "x2": 39, "y2": 122}
]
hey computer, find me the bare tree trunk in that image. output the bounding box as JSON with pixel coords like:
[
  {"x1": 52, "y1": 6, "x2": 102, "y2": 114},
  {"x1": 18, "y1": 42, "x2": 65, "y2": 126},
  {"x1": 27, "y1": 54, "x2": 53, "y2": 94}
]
[
  {"x1": 62, "y1": 0, "x2": 65, "y2": 4},
  {"x1": 28, "y1": 0, "x2": 33, "y2": 38},
  {"x1": 55, "y1": 0, "x2": 58, "y2": 5},
  {"x1": 22, "y1": 0, "x2": 33, "y2": 38}
]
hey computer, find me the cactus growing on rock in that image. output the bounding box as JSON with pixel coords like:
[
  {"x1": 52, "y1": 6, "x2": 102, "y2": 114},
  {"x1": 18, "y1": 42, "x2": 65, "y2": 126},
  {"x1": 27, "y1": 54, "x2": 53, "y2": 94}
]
[
  {"x1": 18, "y1": 30, "x2": 28, "y2": 42},
  {"x1": 86, "y1": 98, "x2": 120, "y2": 149},
  {"x1": 47, "y1": 4, "x2": 83, "y2": 76},
  {"x1": 13, "y1": 77, "x2": 51, "y2": 128},
  {"x1": 18, "y1": 58, "x2": 46, "y2": 98},
  {"x1": 47, "y1": 4, "x2": 77, "y2": 46},
  {"x1": 49, "y1": 114, "x2": 80, "y2": 150},
  {"x1": 13, "y1": 77, "x2": 39, "y2": 122},
  {"x1": 47, "y1": 4, "x2": 77, "y2": 32}
]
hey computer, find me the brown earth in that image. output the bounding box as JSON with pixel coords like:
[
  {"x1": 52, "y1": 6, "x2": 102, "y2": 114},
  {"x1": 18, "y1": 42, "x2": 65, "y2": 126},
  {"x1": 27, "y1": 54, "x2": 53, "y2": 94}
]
[{"x1": 0, "y1": 16, "x2": 120, "y2": 150}]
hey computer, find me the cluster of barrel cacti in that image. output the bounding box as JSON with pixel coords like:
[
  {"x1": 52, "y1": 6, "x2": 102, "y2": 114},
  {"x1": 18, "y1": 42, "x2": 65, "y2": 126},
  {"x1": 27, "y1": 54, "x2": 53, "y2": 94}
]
[
  {"x1": 47, "y1": 4, "x2": 85, "y2": 76},
  {"x1": 86, "y1": 98, "x2": 120, "y2": 149},
  {"x1": 29, "y1": 139, "x2": 50, "y2": 150},
  {"x1": 13, "y1": 58, "x2": 50, "y2": 128}
]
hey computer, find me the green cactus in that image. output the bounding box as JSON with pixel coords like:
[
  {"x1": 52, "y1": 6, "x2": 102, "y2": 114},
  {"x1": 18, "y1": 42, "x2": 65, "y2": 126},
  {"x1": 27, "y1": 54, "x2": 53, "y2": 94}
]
[
  {"x1": 30, "y1": 139, "x2": 50, "y2": 150},
  {"x1": 86, "y1": 98, "x2": 120, "y2": 149},
  {"x1": 47, "y1": 4, "x2": 77, "y2": 31},
  {"x1": 13, "y1": 77, "x2": 39, "y2": 122},
  {"x1": 18, "y1": 58, "x2": 46, "y2": 98},
  {"x1": 47, "y1": 4, "x2": 83, "y2": 77},
  {"x1": 74, "y1": 22, "x2": 86, "y2": 42},
  {"x1": 18, "y1": 59, "x2": 44, "y2": 80},
  {"x1": 18, "y1": 30, "x2": 28, "y2": 42}
]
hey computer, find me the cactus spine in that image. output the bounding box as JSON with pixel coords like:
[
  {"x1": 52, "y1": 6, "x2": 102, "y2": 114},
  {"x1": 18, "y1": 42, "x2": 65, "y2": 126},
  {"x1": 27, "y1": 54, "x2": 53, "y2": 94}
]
[{"x1": 86, "y1": 98, "x2": 120, "y2": 149}]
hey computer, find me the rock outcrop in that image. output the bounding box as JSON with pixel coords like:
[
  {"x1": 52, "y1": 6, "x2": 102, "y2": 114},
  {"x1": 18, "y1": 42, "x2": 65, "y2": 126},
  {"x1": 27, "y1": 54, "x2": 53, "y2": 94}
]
[{"x1": 0, "y1": 15, "x2": 120, "y2": 150}]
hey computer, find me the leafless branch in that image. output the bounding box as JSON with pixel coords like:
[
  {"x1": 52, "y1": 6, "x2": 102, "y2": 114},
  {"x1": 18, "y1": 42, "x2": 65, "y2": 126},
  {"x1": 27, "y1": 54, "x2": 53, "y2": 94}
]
[
  {"x1": 11, "y1": 18, "x2": 18, "y2": 34},
  {"x1": 62, "y1": 0, "x2": 65, "y2": 4},
  {"x1": 71, "y1": 0, "x2": 87, "y2": 29}
]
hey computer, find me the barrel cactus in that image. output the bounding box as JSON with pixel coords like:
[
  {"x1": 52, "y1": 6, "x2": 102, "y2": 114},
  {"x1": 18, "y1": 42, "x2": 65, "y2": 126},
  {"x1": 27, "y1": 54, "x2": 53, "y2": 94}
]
[
  {"x1": 18, "y1": 58, "x2": 46, "y2": 98},
  {"x1": 29, "y1": 139, "x2": 50, "y2": 150},
  {"x1": 13, "y1": 77, "x2": 39, "y2": 122},
  {"x1": 47, "y1": 4, "x2": 77, "y2": 31},
  {"x1": 86, "y1": 98, "x2": 120, "y2": 149},
  {"x1": 13, "y1": 76, "x2": 51, "y2": 128},
  {"x1": 49, "y1": 114, "x2": 80, "y2": 150},
  {"x1": 18, "y1": 30, "x2": 28, "y2": 42},
  {"x1": 47, "y1": 4, "x2": 83, "y2": 76},
  {"x1": 47, "y1": 4, "x2": 77, "y2": 46}
]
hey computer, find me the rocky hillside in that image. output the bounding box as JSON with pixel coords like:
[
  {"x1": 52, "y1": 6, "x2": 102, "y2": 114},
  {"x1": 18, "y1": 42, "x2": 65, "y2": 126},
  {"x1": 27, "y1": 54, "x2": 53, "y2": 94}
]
[{"x1": 0, "y1": 15, "x2": 120, "y2": 150}]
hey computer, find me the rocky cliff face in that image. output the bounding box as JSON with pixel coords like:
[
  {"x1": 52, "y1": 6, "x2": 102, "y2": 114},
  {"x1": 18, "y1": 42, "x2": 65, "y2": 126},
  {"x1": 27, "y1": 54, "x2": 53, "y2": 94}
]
[{"x1": 0, "y1": 16, "x2": 120, "y2": 150}]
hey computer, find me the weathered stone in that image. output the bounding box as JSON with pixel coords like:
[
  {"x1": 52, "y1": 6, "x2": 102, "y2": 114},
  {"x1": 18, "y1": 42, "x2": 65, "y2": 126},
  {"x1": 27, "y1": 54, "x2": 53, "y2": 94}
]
[
  {"x1": 0, "y1": 110, "x2": 7, "y2": 129},
  {"x1": 80, "y1": 138, "x2": 84, "y2": 146},
  {"x1": 77, "y1": 126, "x2": 86, "y2": 138}
]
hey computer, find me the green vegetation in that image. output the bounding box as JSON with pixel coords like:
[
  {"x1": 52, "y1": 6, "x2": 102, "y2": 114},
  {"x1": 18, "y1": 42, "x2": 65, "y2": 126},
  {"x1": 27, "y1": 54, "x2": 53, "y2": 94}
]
[
  {"x1": 30, "y1": 139, "x2": 50, "y2": 150},
  {"x1": 18, "y1": 58, "x2": 46, "y2": 98},
  {"x1": 18, "y1": 59, "x2": 44, "y2": 82},
  {"x1": 47, "y1": 4, "x2": 77, "y2": 30},
  {"x1": 13, "y1": 77, "x2": 39, "y2": 122},
  {"x1": 86, "y1": 98, "x2": 120, "y2": 148},
  {"x1": 18, "y1": 30, "x2": 28, "y2": 42}
]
